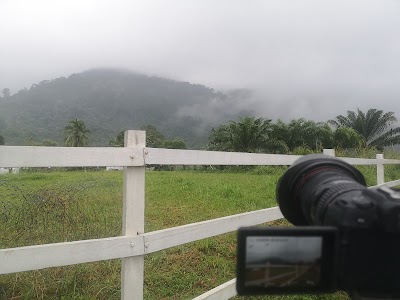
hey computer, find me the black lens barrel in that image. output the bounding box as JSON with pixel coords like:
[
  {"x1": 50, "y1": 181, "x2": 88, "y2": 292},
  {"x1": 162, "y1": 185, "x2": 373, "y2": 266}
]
[{"x1": 276, "y1": 154, "x2": 367, "y2": 225}]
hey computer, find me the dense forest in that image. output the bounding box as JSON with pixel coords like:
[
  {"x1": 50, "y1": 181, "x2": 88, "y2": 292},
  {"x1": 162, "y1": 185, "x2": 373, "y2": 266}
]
[{"x1": 0, "y1": 69, "x2": 251, "y2": 148}]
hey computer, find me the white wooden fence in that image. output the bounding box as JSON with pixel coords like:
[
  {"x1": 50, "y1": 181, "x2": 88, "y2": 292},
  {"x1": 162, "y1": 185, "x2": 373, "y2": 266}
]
[{"x1": 1, "y1": 130, "x2": 400, "y2": 300}]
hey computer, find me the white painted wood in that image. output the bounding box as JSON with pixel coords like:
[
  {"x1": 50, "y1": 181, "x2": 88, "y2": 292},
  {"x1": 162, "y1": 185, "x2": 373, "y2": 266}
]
[
  {"x1": 0, "y1": 236, "x2": 143, "y2": 275},
  {"x1": 121, "y1": 130, "x2": 146, "y2": 300},
  {"x1": 323, "y1": 149, "x2": 335, "y2": 157},
  {"x1": 0, "y1": 146, "x2": 143, "y2": 167},
  {"x1": 337, "y1": 157, "x2": 377, "y2": 165},
  {"x1": 2, "y1": 146, "x2": 398, "y2": 169},
  {"x1": 371, "y1": 179, "x2": 400, "y2": 189},
  {"x1": 1, "y1": 207, "x2": 283, "y2": 275},
  {"x1": 192, "y1": 279, "x2": 237, "y2": 300},
  {"x1": 145, "y1": 148, "x2": 301, "y2": 166},
  {"x1": 382, "y1": 159, "x2": 400, "y2": 165},
  {"x1": 376, "y1": 154, "x2": 385, "y2": 185},
  {"x1": 339, "y1": 157, "x2": 400, "y2": 166},
  {"x1": 144, "y1": 207, "x2": 283, "y2": 254}
]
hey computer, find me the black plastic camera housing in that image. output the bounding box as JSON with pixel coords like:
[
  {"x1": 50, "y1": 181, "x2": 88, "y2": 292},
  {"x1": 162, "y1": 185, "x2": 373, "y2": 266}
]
[{"x1": 237, "y1": 154, "x2": 400, "y2": 299}]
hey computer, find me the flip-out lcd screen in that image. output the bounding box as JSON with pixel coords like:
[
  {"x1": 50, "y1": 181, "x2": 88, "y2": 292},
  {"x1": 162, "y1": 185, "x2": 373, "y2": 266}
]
[
  {"x1": 245, "y1": 236, "x2": 322, "y2": 288},
  {"x1": 236, "y1": 227, "x2": 337, "y2": 295}
]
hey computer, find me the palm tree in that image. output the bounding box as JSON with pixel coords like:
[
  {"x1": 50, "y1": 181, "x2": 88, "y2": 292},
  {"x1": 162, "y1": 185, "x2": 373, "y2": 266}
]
[
  {"x1": 270, "y1": 119, "x2": 333, "y2": 152},
  {"x1": 333, "y1": 127, "x2": 363, "y2": 149},
  {"x1": 207, "y1": 117, "x2": 272, "y2": 153},
  {"x1": 227, "y1": 117, "x2": 272, "y2": 152},
  {"x1": 328, "y1": 108, "x2": 400, "y2": 149},
  {"x1": 207, "y1": 124, "x2": 232, "y2": 151},
  {"x1": 64, "y1": 119, "x2": 90, "y2": 147}
]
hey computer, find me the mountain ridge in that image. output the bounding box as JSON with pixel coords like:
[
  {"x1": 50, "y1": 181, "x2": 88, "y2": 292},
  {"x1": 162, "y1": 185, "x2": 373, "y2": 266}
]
[{"x1": 0, "y1": 69, "x2": 252, "y2": 148}]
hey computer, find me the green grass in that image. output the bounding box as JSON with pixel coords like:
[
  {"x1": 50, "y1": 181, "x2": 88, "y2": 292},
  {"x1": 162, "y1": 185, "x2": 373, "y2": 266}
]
[
  {"x1": 1, "y1": 158, "x2": 398, "y2": 299},
  {"x1": 0, "y1": 169, "x2": 286, "y2": 299}
]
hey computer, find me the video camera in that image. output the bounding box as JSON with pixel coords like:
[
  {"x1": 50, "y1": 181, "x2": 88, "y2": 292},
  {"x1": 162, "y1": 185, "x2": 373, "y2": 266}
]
[{"x1": 236, "y1": 154, "x2": 400, "y2": 300}]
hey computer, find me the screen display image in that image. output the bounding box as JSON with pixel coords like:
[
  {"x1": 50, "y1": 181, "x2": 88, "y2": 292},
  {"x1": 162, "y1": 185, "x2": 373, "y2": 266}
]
[{"x1": 245, "y1": 236, "x2": 322, "y2": 288}]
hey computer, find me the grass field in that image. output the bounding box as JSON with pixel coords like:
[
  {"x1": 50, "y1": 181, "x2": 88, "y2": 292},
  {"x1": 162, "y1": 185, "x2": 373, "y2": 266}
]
[{"x1": 1, "y1": 156, "x2": 399, "y2": 299}]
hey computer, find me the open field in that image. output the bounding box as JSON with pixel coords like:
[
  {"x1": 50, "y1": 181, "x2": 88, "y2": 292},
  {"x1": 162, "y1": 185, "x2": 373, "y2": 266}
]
[{"x1": 1, "y1": 160, "x2": 397, "y2": 299}]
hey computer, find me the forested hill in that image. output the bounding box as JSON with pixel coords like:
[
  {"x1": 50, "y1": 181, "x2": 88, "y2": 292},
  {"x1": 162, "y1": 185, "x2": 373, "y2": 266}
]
[{"x1": 0, "y1": 69, "x2": 252, "y2": 148}]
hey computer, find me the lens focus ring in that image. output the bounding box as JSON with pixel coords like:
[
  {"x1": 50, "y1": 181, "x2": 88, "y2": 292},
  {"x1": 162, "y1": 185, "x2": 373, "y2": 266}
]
[{"x1": 313, "y1": 181, "x2": 363, "y2": 225}]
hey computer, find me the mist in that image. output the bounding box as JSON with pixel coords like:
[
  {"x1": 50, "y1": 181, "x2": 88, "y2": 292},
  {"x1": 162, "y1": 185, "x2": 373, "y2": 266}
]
[{"x1": 1, "y1": 0, "x2": 400, "y2": 122}]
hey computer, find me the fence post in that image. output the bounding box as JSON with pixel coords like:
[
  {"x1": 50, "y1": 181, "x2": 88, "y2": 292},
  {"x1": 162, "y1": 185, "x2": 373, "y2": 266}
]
[
  {"x1": 376, "y1": 153, "x2": 384, "y2": 185},
  {"x1": 121, "y1": 130, "x2": 146, "y2": 300},
  {"x1": 323, "y1": 149, "x2": 335, "y2": 157}
]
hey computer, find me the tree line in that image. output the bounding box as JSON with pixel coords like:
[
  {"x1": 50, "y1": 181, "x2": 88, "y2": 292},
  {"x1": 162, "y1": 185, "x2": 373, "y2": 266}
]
[
  {"x1": 207, "y1": 108, "x2": 400, "y2": 154},
  {"x1": 22, "y1": 120, "x2": 187, "y2": 149},
  {"x1": 1, "y1": 108, "x2": 399, "y2": 153},
  {"x1": 108, "y1": 125, "x2": 187, "y2": 149},
  {"x1": 66, "y1": 108, "x2": 400, "y2": 152}
]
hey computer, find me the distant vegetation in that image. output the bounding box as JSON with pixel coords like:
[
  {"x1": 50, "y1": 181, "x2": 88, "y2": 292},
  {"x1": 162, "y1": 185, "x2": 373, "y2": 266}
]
[
  {"x1": 0, "y1": 69, "x2": 250, "y2": 148},
  {"x1": 207, "y1": 109, "x2": 400, "y2": 154},
  {"x1": 109, "y1": 125, "x2": 187, "y2": 149},
  {"x1": 329, "y1": 108, "x2": 400, "y2": 150},
  {"x1": 64, "y1": 118, "x2": 90, "y2": 147}
]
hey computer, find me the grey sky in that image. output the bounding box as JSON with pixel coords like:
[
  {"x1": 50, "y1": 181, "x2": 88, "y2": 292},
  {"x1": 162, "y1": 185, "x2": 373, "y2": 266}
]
[{"x1": 1, "y1": 0, "x2": 400, "y2": 121}]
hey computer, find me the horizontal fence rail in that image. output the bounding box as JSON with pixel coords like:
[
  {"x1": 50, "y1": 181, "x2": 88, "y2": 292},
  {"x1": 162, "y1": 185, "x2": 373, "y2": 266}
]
[
  {"x1": 1, "y1": 130, "x2": 400, "y2": 300},
  {"x1": 144, "y1": 148, "x2": 303, "y2": 165},
  {"x1": 0, "y1": 146, "x2": 144, "y2": 167},
  {"x1": 0, "y1": 236, "x2": 143, "y2": 275},
  {"x1": 0, "y1": 208, "x2": 283, "y2": 275},
  {"x1": 193, "y1": 279, "x2": 237, "y2": 300},
  {"x1": 2, "y1": 146, "x2": 400, "y2": 168},
  {"x1": 340, "y1": 157, "x2": 384, "y2": 165},
  {"x1": 372, "y1": 179, "x2": 400, "y2": 189}
]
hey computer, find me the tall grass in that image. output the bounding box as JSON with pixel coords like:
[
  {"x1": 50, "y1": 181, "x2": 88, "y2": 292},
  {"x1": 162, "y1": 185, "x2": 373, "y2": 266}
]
[{"x1": 1, "y1": 170, "x2": 284, "y2": 299}]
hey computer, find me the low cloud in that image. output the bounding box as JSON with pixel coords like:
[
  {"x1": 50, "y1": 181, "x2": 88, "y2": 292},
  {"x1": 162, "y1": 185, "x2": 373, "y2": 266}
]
[{"x1": 1, "y1": 0, "x2": 400, "y2": 122}]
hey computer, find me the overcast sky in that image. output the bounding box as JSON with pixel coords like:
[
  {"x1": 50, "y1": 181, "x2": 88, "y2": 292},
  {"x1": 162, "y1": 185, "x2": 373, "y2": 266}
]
[{"x1": 1, "y1": 0, "x2": 400, "y2": 121}]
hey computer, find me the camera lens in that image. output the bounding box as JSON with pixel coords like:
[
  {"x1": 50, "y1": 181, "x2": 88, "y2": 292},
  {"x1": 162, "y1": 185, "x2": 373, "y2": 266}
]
[{"x1": 276, "y1": 154, "x2": 367, "y2": 225}]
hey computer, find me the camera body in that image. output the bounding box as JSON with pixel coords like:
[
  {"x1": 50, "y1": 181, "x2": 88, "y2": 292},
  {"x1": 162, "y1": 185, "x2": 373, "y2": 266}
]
[{"x1": 236, "y1": 154, "x2": 400, "y2": 299}]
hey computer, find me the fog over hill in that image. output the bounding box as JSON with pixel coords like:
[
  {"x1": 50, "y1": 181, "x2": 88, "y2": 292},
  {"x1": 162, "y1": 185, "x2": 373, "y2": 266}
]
[
  {"x1": 3, "y1": 1, "x2": 400, "y2": 134},
  {"x1": 0, "y1": 69, "x2": 253, "y2": 148}
]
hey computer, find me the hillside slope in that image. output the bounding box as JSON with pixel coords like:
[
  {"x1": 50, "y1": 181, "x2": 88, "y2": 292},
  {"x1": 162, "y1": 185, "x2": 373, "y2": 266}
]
[{"x1": 0, "y1": 69, "x2": 251, "y2": 148}]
